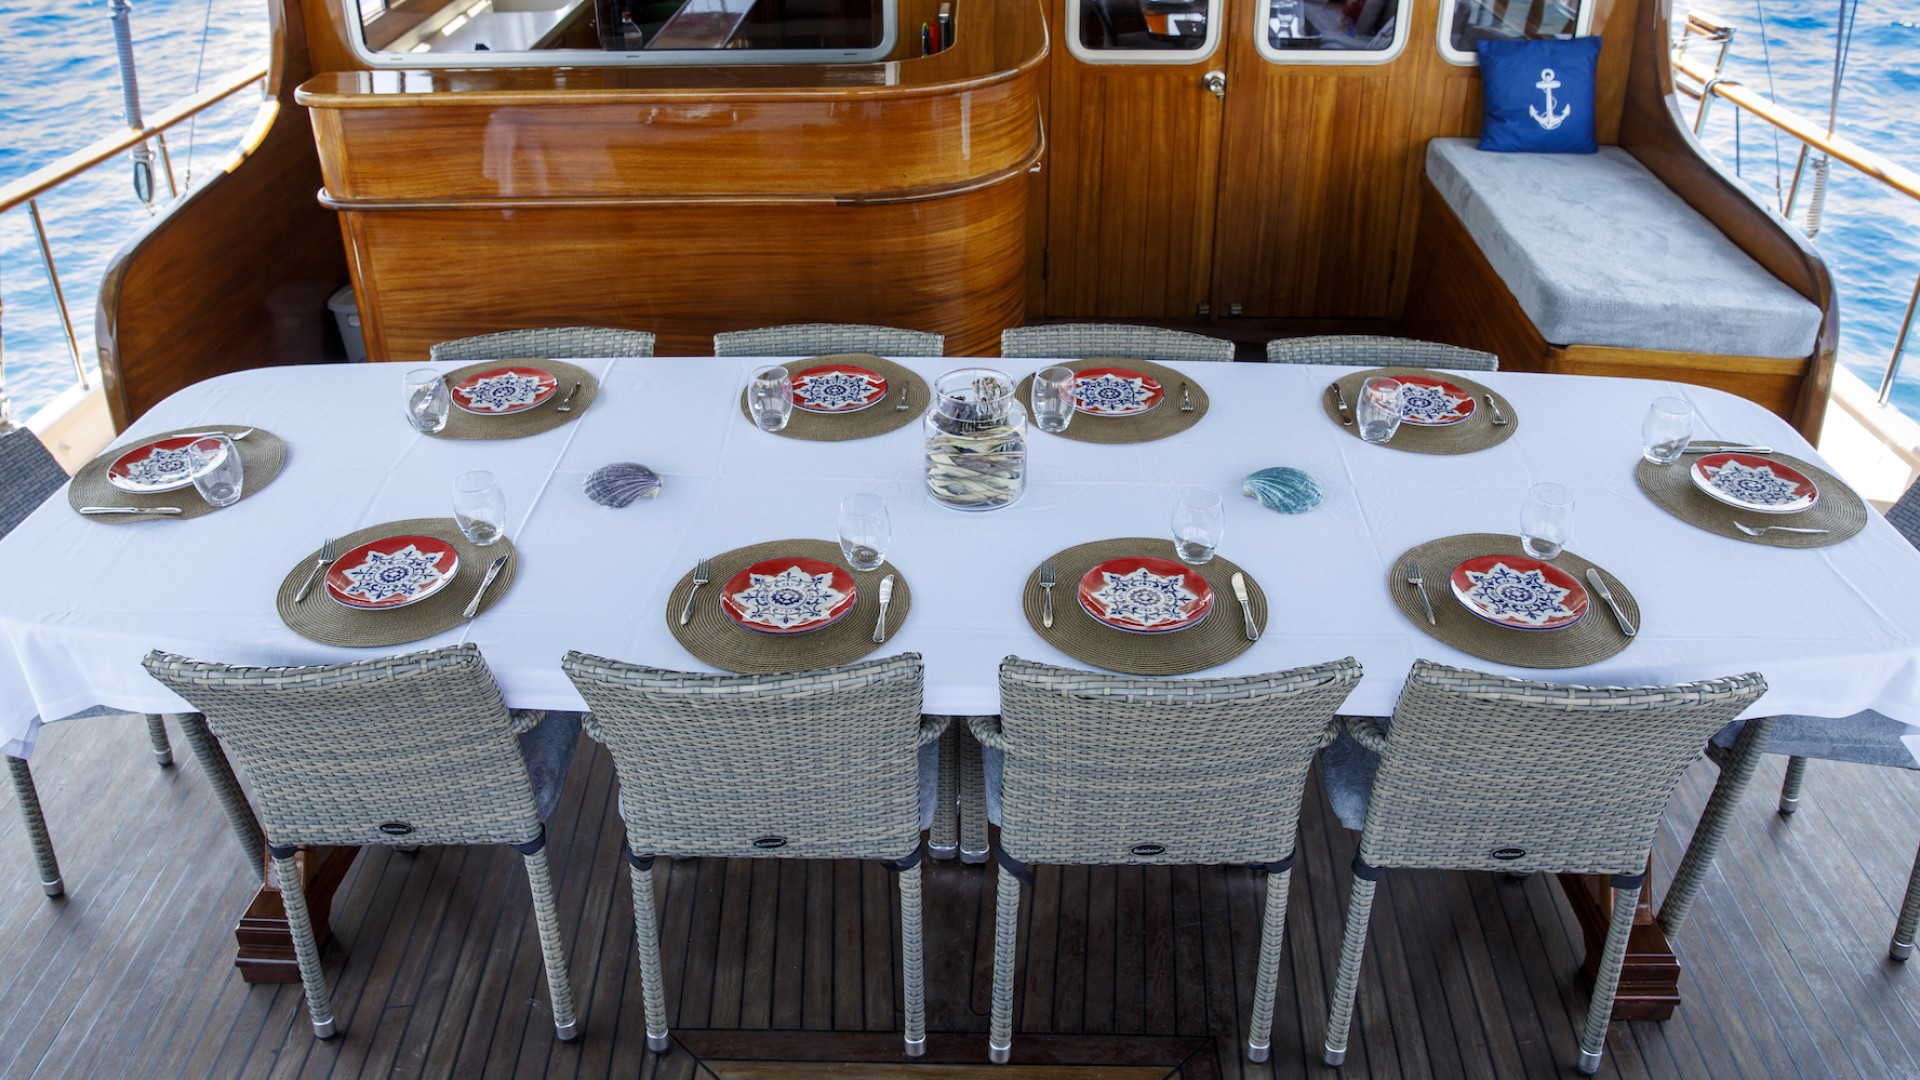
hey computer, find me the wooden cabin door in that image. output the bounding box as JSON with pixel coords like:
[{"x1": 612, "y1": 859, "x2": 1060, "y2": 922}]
[{"x1": 1039, "y1": 0, "x2": 1229, "y2": 318}]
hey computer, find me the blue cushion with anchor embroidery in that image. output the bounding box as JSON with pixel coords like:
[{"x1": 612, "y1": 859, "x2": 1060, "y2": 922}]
[{"x1": 1476, "y1": 37, "x2": 1601, "y2": 154}]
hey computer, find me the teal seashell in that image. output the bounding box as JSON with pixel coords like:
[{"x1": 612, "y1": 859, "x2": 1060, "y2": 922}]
[{"x1": 1242, "y1": 467, "x2": 1323, "y2": 514}]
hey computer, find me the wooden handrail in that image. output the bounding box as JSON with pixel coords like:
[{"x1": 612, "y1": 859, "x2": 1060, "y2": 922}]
[
  {"x1": 1675, "y1": 54, "x2": 1920, "y2": 204},
  {"x1": 0, "y1": 62, "x2": 268, "y2": 216}
]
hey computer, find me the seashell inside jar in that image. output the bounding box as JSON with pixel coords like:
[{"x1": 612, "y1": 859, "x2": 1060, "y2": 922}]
[{"x1": 923, "y1": 368, "x2": 1027, "y2": 511}]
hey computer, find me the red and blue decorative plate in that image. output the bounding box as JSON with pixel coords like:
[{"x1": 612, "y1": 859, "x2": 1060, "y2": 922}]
[
  {"x1": 451, "y1": 366, "x2": 559, "y2": 415},
  {"x1": 1448, "y1": 555, "x2": 1588, "y2": 631},
  {"x1": 325, "y1": 535, "x2": 462, "y2": 610},
  {"x1": 107, "y1": 435, "x2": 223, "y2": 494},
  {"x1": 1076, "y1": 555, "x2": 1214, "y2": 633},
  {"x1": 1390, "y1": 375, "x2": 1476, "y2": 427},
  {"x1": 791, "y1": 365, "x2": 889, "y2": 414},
  {"x1": 721, "y1": 557, "x2": 859, "y2": 634},
  {"x1": 1689, "y1": 452, "x2": 1819, "y2": 515},
  {"x1": 1072, "y1": 368, "x2": 1164, "y2": 416}
]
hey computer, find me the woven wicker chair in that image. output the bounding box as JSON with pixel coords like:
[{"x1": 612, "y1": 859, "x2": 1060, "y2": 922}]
[
  {"x1": 1, "y1": 428, "x2": 175, "y2": 897},
  {"x1": 972, "y1": 655, "x2": 1364, "y2": 1065},
  {"x1": 712, "y1": 323, "x2": 945, "y2": 357},
  {"x1": 560, "y1": 651, "x2": 943, "y2": 1057},
  {"x1": 1323, "y1": 661, "x2": 1765, "y2": 1076},
  {"x1": 1000, "y1": 323, "x2": 1235, "y2": 363},
  {"x1": 428, "y1": 326, "x2": 655, "y2": 362},
  {"x1": 142, "y1": 643, "x2": 582, "y2": 1042},
  {"x1": 1263, "y1": 335, "x2": 1499, "y2": 370}
]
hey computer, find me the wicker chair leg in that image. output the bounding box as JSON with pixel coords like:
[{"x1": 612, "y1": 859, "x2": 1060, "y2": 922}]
[
  {"x1": 272, "y1": 847, "x2": 337, "y2": 1038},
  {"x1": 630, "y1": 859, "x2": 671, "y2": 1052},
  {"x1": 988, "y1": 865, "x2": 1021, "y2": 1064},
  {"x1": 521, "y1": 845, "x2": 579, "y2": 1041},
  {"x1": 959, "y1": 725, "x2": 989, "y2": 864},
  {"x1": 1659, "y1": 715, "x2": 1776, "y2": 937},
  {"x1": 1323, "y1": 875, "x2": 1379, "y2": 1067},
  {"x1": 176, "y1": 713, "x2": 266, "y2": 882},
  {"x1": 7, "y1": 756, "x2": 61, "y2": 897},
  {"x1": 899, "y1": 862, "x2": 928, "y2": 1056},
  {"x1": 930, "y1": 723, "x2": 960, "y2": 859},
  {"x1": 1245, "y1": 868, "x2": 1292, "y2": 1063},
  {"x1": 1579, "y1": 881, "x2": 1641, "y2": 1074},
  {"x1": 1891, "y1": 843, "x2": 1920, "y2": 961},
  {"x1": 143, "y1": 714, "x2": 173, "y2": 766},
  {"x1": 1779, "y1": 755, "x2": 1809, "y2": 814}
]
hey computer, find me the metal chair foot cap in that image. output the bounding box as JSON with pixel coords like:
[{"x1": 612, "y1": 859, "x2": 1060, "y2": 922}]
[
  {"x1": 1246, "y1": 1040, "x2": 1270, "y2": 1063},
  {"x1": 1577, "y1": 1049, "x2": 1602, "y2": 1074},
  {"x1": 989, "y1": 1043, "x2": 1011, "y2": 1064},
  {"x1": 41, "y1": 878, "x2": 63, "y2": 897},
  {"x1": 312, "y1": 1019, "x2": 337, "y2": 1039},
  {"x1": 960, "y1": 847, "x2": 989, "y2": 865},
  {"x1": 1892, "y1": 939, "x2": 1913, "y2": 961},
  {"x1": 647, "y1": 1033, "x2": 670, "y2": 1053},
  {"x1": 555, "y1": 1020, "x2": 579, "y2": 1042},
  {"x1": 1778, "y1": 795, "x2": 1799, "y2": 814},
  {"x1": 905, "y1": 1036, "x2": 926, "y2": 1057},
  {"x1": 1323, "y1": 1045, "x2": 1346, "y2": 1067},
  {"x1": 928, "y1": 843, "x2": 959, "y2": 860},
  {"x1": 154, "y1": 749, "x2": 174, "y2": 766}
]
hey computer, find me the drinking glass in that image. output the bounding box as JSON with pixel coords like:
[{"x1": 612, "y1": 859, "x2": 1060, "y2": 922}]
[
  {"x1": 748, "y1": 366, "x2": 794, "y2": 433},
  {"x1": 405, "y1": 368, "x2": 451, "y2": 434},
  {"x1": 1520, "y1": 482, "x2": 1575, "y2": 560},
  {"x1": 1358, "y1": 377, "x2": 1403, "y2": 444},
  {"x1": 837, "y1": 494, "x2": 891, "y2": 572},
  {"x1": 187, "y1": 435, "x2": 244, "y2": 507},
  {"x1": 1171, "y1": 488, "x2": 1225, "y2": 565},
  {"x1": 452, "y1": 471, "x2": 507, "y2": 546},
  {"x1": 1642, "y1": 397, "x2": 1695, "y2": 464},
  {"x1": 1030, "y1": 366, "x2": 1076, "y2": 433}
]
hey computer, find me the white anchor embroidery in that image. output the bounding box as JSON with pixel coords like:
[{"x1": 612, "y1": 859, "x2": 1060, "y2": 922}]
[{"x1": 1529, "y1": 67, "x2": 1572, "y2": 130}]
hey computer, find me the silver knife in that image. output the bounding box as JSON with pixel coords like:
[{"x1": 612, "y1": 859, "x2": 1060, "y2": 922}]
[
  {"x1": 1682, "y1": 444, "x2": 1771, "y2": 455},
  {"x1": 555, "y1": 382, "x2": 582, "y2": 413},
  {"x1": 1330, "y1": 382, "x2": 1354, "y2": 425},
  {"x1": 872, "y1": 574, "x2": 896, "y2": 643},
  {"x1": 79, "y1": 506, "x2": 183, "y2": 515},
  {"x1": 1231, "y1": 572, "x2": 1259, "y2": 641},
  {"x1": 463, "y1": 553, "x2": 512, "y2": 618},
  {"x1": 1585, "y1": 568, "x2": 1636, "y2": 638}
]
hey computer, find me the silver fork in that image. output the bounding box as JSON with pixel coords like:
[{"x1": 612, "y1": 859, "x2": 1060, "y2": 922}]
[
  {"x1": 1038, "y1": 559, "x2": 1057, "y2": 628},
  {"x1": 1179, "y1": 382, "x2": 1195, "y2": 413},
  {"x1": 293, "y1": 537, "x2": 336, "y2": 604},
  {"x1": 679, "y1": 558, "x2": 712, "y2": 625},
  {"x1": 1733, "y1": 521, "x2": 1830, "y2": 537},
  {"x1": 1403, "y1": 558, "x2": 1436, "y2": 626},
  {"x1": 895, "y1": 384, "x2": 910, "y2": 411}
]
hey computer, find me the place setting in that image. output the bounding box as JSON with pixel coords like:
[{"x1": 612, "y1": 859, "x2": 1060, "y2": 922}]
[
  {"x1": 275, "y1": 470, "x2": 518, "y2": 647},
  {"x1": 666, "y1": 494, "x2": 913, "y2": 672},
  {"x1": 1023, "y1": 488, "x2": 1268, "y2": 675},
  {"x1": 1390, "y1": 484, "x2": 1639, "y2": 668},
  {"x1": 1631, "y1": 396, "x2": 1868, "y2": 547},
  {"x1": 738, "y1": 354, "x2": 930, "y2": 441},
  {"x1": 67, "y1": 424, "x2": 286, "y2": 524},
  {"x1": 1323, "y1": 367, "x2": 1516, "y2": 454},
  {"x1": 407, "y1": 358, "x2": 600, "y2": 440},
  {"x1": 1014, "y1": 357, "x2": 1208, "y2": 444}
]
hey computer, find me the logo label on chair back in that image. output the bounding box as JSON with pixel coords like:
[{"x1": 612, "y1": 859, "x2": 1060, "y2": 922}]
[
  {"x1": 379, "y1": 821, "x2": 415, "y2": 837},
  {"x1": 753, "y1": 835, "x2": 789, "y2": 850},
  {"x1": 1129, "y1": 843, "x2": 1167, "y2": 857},
  {"x1": 1491, "y1": 846, "x2": 1526, "y2": 861}
]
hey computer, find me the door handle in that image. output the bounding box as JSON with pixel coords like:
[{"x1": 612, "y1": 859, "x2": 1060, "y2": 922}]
[{"x1": 1203, "y1": 70, "x2": 1226, "y2": 100}]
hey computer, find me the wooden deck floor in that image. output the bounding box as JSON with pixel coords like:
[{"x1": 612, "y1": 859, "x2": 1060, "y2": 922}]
[{"x1": 3, "y1": 712, "x2": 1920, "y2": 1079}]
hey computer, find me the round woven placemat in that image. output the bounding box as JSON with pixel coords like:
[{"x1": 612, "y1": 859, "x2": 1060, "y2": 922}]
[
  {"x1": 1634, "y1": 442, "x2": 1867, "y2": 548},
  {"x1": 1320, "y1": 367, "x2": 1517, "y2": 455},
  {"x1": 1391, "y1": 533, "x2": 1638, "y2": 669},
  {"x1": 69, "y1": 425, "x2": 287, "y2": 524},
  {"x1": 1014, "y1": 358, "x2": 1210, "y2": 444},
  {"x1": 275, "y1": 517, "x2": 517, "y2": 648},
  {"x1": 432, "y1": 359, "x2": 600, "y2": 441},
  {"x1": 1022, "y1": 538, "x2": 1267, "y2": 676},
  {"x1": 666, "y1": 539, "x2": 913, "y2": 673},
  {"x1": 736, "y1": 355, "x2": 930, "y2": 442}
]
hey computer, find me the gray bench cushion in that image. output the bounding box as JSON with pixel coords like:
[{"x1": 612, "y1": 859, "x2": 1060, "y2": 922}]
[{"x1": 1425, "y1": 138, "x2": 1822, "y2": 360}]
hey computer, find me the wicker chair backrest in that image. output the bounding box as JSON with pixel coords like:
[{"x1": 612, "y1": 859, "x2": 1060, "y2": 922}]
[
  {"x1": 1360, "y1": 660, "x2": 1767, "y2": 876},
  {"x1": 561, "y1": 651, "x2": 927, "y2": 862},
  {"x1": 428, "y1": 326, "x2": 656, "y2": 362},
  {"x1": 712, "y1": 323, "x2": 945, "y2": 357},
  {"x1": 0, "y1": 428, "x2": 68, "y2": 538},
  {"x1": 1000, "y1": 324, "x2": 1235, "y2": 363},
  {"x1": 142, "y1": 643, "x2": 543, "y2": 849},
  {"x1": 992, "y1": 656, "x2": 1362, "y2": 866},
  {"x1": 1884, "y1": 476, "x2": 1920, "y2": 549},
  {"x1": 1263, "y1": 335, "x2": 1499, "y2": 371}
]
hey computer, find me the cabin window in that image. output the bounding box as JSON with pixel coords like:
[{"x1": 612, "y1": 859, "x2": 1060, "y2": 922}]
[
  {"x1": 351, "y1": 0, "x2": 898, "y2": 66},
  {"x1": 1066, "y1": 0, "x2": 1223, "y2": 64},
  {"x1": 1436, "y1": 0, "x2": 1592, "y2": 66},
  {"x1": 1252, "y1": 0, "x2": 1411, "y2": 64}
]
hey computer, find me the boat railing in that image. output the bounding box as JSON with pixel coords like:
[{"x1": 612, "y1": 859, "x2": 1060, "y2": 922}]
[{"x1": 0, "y1": 61, "x2": 268, "y2": 421}]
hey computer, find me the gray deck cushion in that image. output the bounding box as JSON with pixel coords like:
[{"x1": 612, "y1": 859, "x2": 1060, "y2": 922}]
[
  {"x1": 516, "y1": 710, "x2": 583, "y2": 822},
  {"x1": 1424, "y1": 138, "x2": 1822, "y2": 360},
  {"x1": 1712, "y1": 711, "x2": 1919, "y2": 770}
]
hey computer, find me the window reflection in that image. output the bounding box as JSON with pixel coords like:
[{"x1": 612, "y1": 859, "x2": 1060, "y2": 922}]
[
  {"x1": 1077, "y1": 0, "x2": 1211, "y2": 53},
  {"x1": 1266, "y1": 0, "x2": 1398, "y2": 52},
  {"x1": 358, "y1": 0, "x2": 890, "y2": 57},
  {"x1": 1446, "y1": 0, "x2": 1583, "y2": 53}
]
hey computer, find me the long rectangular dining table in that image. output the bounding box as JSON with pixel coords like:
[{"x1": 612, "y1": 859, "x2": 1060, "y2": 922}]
[{"x1": 4, "y1": 355, "x2": 1919, "y2": 1010}]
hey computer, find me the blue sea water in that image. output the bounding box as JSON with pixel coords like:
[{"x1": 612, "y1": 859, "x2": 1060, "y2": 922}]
[{"x1": 0, "y1": 0, "x2": 1915, "y2": 421}]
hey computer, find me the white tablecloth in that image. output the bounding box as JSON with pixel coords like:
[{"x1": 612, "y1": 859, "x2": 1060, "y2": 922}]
[{"x1": 4, "y1": 357, "x2": 1919, "y2": 758}]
